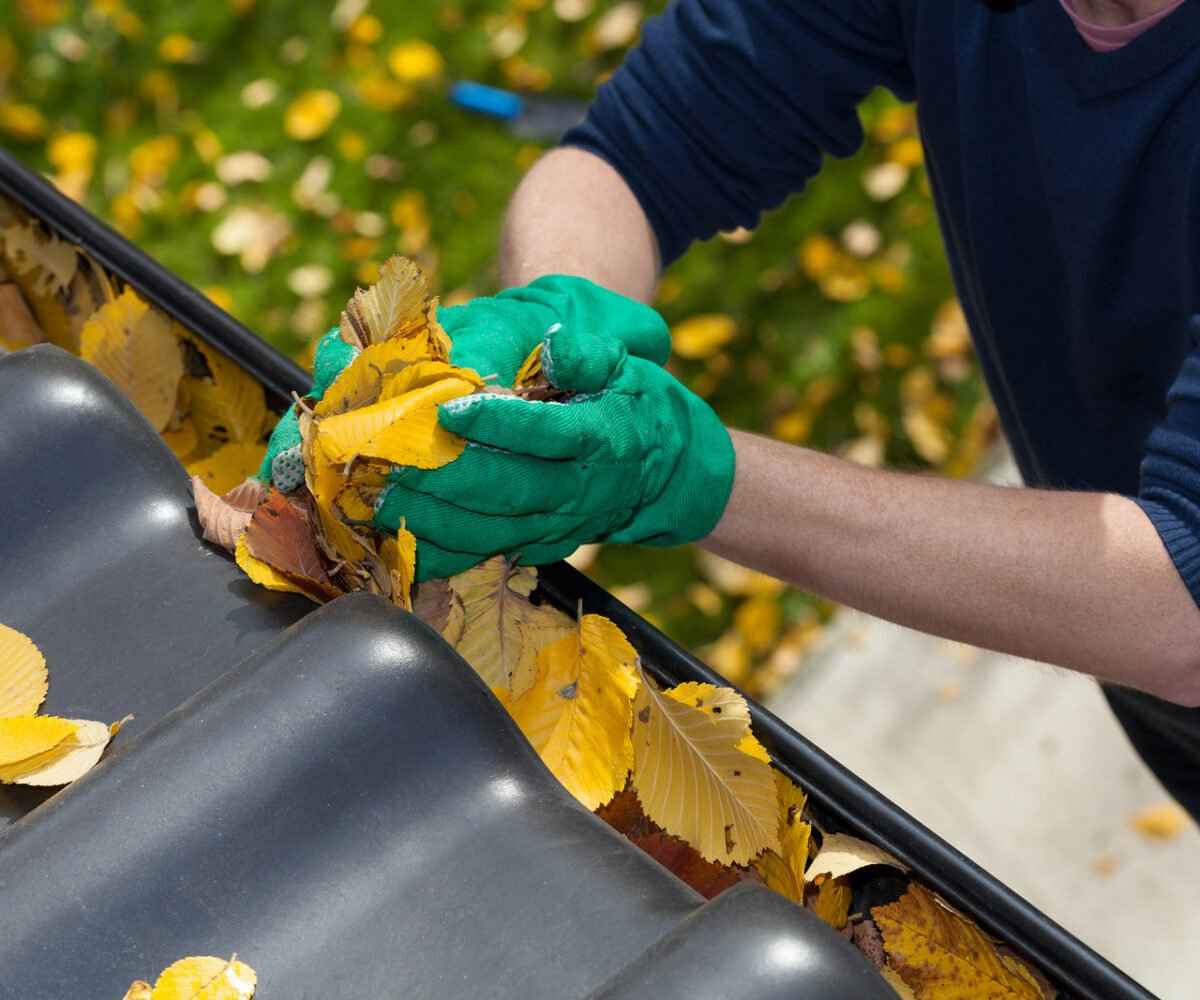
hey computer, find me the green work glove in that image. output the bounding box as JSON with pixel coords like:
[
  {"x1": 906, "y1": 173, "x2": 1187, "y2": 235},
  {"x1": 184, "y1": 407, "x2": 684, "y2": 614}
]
[
  {"x1": 441, "y1": 273, "x2": 671, "y2": 385},
  {"x1": 257, "y1": 326, "x2": 357, "y2": 489},
  {"x1": 379, "y1": 322, "x2": 736, "y2": 578}
]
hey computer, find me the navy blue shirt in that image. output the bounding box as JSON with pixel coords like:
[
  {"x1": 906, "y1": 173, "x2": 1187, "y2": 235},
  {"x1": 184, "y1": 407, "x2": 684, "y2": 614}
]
[{"x1": 565, "y1": 0, "x2": 1200, "y2": 816}]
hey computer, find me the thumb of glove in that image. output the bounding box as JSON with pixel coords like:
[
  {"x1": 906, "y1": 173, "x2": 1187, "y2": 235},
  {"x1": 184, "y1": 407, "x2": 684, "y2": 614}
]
[{"x1": 542, "y1": 322, "x2": 628, "y2": 394}]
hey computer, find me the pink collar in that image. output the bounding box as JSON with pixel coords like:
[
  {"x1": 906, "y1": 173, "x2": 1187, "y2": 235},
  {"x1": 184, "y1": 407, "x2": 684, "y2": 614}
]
[{"x1": 1059, "y1": 0, "x2": 1189, "y2": 51}]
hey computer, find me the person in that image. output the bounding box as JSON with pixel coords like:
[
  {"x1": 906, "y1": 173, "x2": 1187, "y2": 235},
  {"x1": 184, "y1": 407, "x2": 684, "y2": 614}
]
[{"x1": 265, "y1": 0, "x2": 1200, "y2": 819}]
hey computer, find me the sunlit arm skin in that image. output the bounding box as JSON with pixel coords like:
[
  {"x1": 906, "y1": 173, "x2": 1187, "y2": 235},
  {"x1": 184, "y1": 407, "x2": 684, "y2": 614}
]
[{"x1": 501, "y1": 148, "x2": 1200, "y2": 707}]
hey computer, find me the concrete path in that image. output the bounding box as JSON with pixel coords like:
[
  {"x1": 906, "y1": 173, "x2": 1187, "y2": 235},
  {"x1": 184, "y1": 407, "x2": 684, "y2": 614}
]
[{"x1": 769, "y1": 595, "x2": 1200, "y2": 999}]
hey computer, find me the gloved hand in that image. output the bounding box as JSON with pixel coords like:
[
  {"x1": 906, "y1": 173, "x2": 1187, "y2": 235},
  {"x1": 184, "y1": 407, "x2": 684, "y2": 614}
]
[
  {"x1": 259, "y1": 275, "x2": 672, "y2": 487},
  {"x1": 378, "y1": 322, "x2": 736, "y2": 578},
  {"x1": 441, "y1": 273, "x2": 671, "y2": 385}
]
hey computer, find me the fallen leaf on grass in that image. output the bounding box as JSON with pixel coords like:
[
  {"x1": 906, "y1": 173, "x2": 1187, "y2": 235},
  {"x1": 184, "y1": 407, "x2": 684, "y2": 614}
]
[
  {"x1": 807, "y1": 832, "x2": 908, "y2": 882},
  {"x1": 505, "y1": 614, "x2": 639, "y2": 810},
  {"x1": 631, "y1": 672, "x2": 778, "y2": 865},
  {"x1": 873, "y1": 883, "x2": 1045, "y2": 999},
  {"x1": 0, "y1": 623, "x2": 47, "y2": 717}
]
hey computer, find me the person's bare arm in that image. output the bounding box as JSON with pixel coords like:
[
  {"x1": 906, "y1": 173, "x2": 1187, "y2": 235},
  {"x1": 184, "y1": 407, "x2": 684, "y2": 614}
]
[
  {"x1": 499, "y1": 148, "x2": 660, "y2": 303},
  {"x1": 704, "y1": 431, "x2": 1200, "y2": 706}
]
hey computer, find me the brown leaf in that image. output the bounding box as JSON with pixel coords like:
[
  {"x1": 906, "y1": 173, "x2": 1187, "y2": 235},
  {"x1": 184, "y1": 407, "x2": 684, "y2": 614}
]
[
  {"x1": 0, "y1": 282, "x2": 43, "y2": 350},
  {"x1": 192, "y1": 476, "x2": 262, "y2": 553},
  {"x1": 596, "y1": 787, "x2": 752, "y2": 899},
  {"x1": 243, "y1": 491, "x2": 338, "y2": 599},
  {"x1": 853, "y1": 918, "x2": 887, "y2": 970},
  {"x1": 412, "y1": 579, "x2": 453, "y2": 633}
]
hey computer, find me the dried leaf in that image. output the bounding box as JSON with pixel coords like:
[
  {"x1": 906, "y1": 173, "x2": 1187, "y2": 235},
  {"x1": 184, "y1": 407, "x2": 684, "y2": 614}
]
[
  {"x1": 380, "y1": 527, "x2": 417, "y2": 611},
  {"x1": 122, "y1": 982, "x2": 153, "y2": 1000},
  {"x1": 0, "y1": 623, "x2": 47, "y2": 717},
  {"x1": 234, "y1": 534, "x2": 316, "y2": 602},
  {"x1": 183, "y1": 335, "x2": 269, "y2": 451},
  {"x1": 0, "y1": 282, "x2": 43, "y2": 350},
  {"x1": 192, "y1": 476, "x2": 262, "y2": 552},
  {"x1": 442, "y1": 590, "x2": 466, "y2": 646},
  {"x1": 340, "y1": 255, "x2": 430, "y2": 349},
  {"x1": 412, "y1": 579, "x2": 452, "y2": 633},
  {"x1": 313, "y1": 338, "x2": 439, "y2": 418},
  {"x1": 807, "y1": 832, "x2": 907, "y2": 882},
  {"x1": 773, "y1": 771, "x2": 811, "y2": 897},
  {"x1": 810, "y1": 876, "x2": 852, "y2": 930},
  {"x1": 163, "y1": 420, "x2": 200, "y2": 462},
  {"x1": 80, "y1": 289, "x2": 184, "y2": 432},
  {"x1": 514, "y1": 343, "x2": 543, "y2": 388},
  {"x1": 0, "y1": 715, "x2": 76, "y2": 766},
  {"x1": 506, "y1": 614, "x2": 639, "y2": 810},
  {"x1": 301, "y1": 414, "x2": 368, "y2": 565},
  {"x1": 151, "y1": 955, "x2": 257, "y2": 1000},
  {"x1": 753, "y1": 849, "x2": 802, "y2": 904},
  {"x1": 1131, "y1": 802, "x2": 1189, "y2": 841},
  {"x1": 187, "y1": 442, "x2": 268, "y2": 496},
  {"x1": 1, "y1": 221, "x2": 77, "y2": 296},
  {"x1": 243, "y1": 491, "x2": 338, "y2": 599},
  {"x1": 854, "y1": 918, "x2": 888, "y2": 970},
  {"x1": 880, "y1": 967, "x2": 918, "y2": 999},
  {"x1": 316, "y1": 374, "x2": 476, "y2": 468},
  {"x1": 596, "y1": 788, "x2": 750, "y2": 899},
  {"x1": 873, "y1": 884, "x2": 1044, "y2": 999},
  {"x1": 631, "y1": 674, "x2": 779, "y2": 865},
  {"x1": 0, "y1": 717, "x2": 117, "y2": 786},
  {"x1": 448, "y1": 557, "x2": 575, "y2": 694}
]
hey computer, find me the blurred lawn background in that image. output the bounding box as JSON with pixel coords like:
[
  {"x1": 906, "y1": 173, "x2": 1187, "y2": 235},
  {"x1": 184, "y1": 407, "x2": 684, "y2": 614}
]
[{"x1": 0, "y1": 0, "x2": 994, "y2": 696}]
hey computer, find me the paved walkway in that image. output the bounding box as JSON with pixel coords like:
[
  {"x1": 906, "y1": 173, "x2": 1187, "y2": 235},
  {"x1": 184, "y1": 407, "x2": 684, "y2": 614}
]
[{"x1": 769, "y1": 591, "x2": 1200, "y2": 999}]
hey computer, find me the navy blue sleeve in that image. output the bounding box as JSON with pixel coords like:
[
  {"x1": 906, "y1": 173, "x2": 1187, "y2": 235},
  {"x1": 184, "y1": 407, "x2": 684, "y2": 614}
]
[
  {"x1": 562, "y1": 0, "x2": 914, "y2": 265},
  {"x1": 1136, "y1": 330, "x2": 1200, "y2": 606}
]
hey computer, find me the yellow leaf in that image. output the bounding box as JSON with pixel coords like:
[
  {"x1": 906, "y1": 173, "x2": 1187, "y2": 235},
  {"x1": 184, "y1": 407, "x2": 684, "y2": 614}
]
[
  {"x1": 812, "y1": 876, "x2": 852, "y2": 930},
  {"x1": 671, "y1": 314, "x2": 738, "y2": 361},
  {"x1": 388, "y1": 40, "x2": 445, "y2": 83},
  {"x1": 378, "y1": 359, "x2": 484, "y2": 401},
  {"x1": 380, "y1": 527, "x2": 417, "y2": 612},
  {"x1": 0, "y1": 623, "x2": 47, "y2": 717},
  {"x1": 285, "y1": 89, "x2": 341, "y2": 141},
  {"x1": 631, "y1": 675, "x2": 779, "y2": 865},
  {"x1": 80, "y1": 289, "x2": 184, "y2": 431},
  {"x1": 339, "y1": 255, "x2": 429, "y2": 348},
  {"x1": 122, "y1": 981, "x2": 153, "y2": 1000},
  {"x1": 151, "y1": 955, "x2": 257, "y2": 1000},
  {"x1": 506, "y1": 614, "x2": 639, "y2": 810},
  {"x1": 0, "y1": 717, "x2": 116, "y2": 786},
  {"x1": 733, "y1": 595, "x2": 781, "y2": 655},
  {"x1": 514, "y1": 343, "x2": 543, "y2": 388},
  {"x1": 776, "y1": 771, "x2": 811, "y2": 894},
  {"x1": 880, "y1": 967, "x2": 918, "y2": 999},
  {"x1": 807, "y1": 832, "x2": 907, "y2": 882},
  {"x1": 753, "y1": 849, "x2": 802, "y2": 904},
  {"x1": 1131, "y1": 802, "x2": 1190, "y2": 841},
  {"x1": 301, "y1": 413, "x2": 367, "y2": 565},
  {"x1": 317, "y1": 376, "x2": 475, "y2": 468},
  {"x1": 874, "y1": 884, "x2": 1044, "y2": 999},
  {"x1": 187, "y1": 442, "x2": 267, "y2": 496},
  {"x1": 737, "y1": 731, "x2": 771, "y2": 763},
  {"x1": 0, "y1": 715, "x2": 76, "y2": 766},
  {"x1": 183, "y1": 335, "x2": 269, "y2": 452},
  {"x1": 313, "y1": 341, "x2": 406, "y2": 418},
  {"x1": 447, "y1": 557, "x2": 575, "y2": 695},
  {"x1": 0, "y1": 282, "x2": 44, "y2": 351},
  {"x1": 1, "y1": 221, "x2": 77, "y2": 297},
  {"x1": 235, "y1": 533, "x2": 310, "y2": 599},
  {"x1": 162, "y1": 420, "x2": 199, "y2": 462}
]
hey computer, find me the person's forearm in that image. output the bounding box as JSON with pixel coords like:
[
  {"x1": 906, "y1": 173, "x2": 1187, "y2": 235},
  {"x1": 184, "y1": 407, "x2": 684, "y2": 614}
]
[
  {"x1": 703, "y1": 430, "x2": 1200, "y2": 705},
  {"x1": 499, "y1": 148, "x2": 660, "y2": 302}
]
